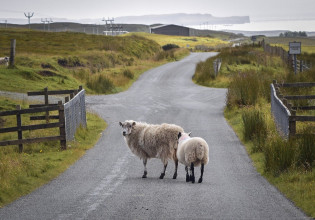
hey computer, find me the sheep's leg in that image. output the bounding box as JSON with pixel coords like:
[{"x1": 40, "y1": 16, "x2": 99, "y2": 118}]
[
  {"x1": 159, "y1": 162, "x2": 168, "y2": 179},
  {"x1": 142, "y1": 158, "x2": 147, "y2": 178},
  {"x1": 198, "y1": 163, "x2": 204, "y2": 183},
  {"x1": 173, "y1": 159, "x2": 178, "y2": 179},
  {"x1": 190, "y1": 163, "x2": 195, "y2": 183},
  {"x1": 185, "y1": 166, "x2": 190, "y2": 182}
]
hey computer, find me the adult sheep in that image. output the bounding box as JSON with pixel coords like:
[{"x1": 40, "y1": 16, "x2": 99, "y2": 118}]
[
  {"x1": 119, "y1": 120, "x2": 184, "y2": 179},
  {"x1": 176, "y1": 132, "x2": 209, "y2": 183}
]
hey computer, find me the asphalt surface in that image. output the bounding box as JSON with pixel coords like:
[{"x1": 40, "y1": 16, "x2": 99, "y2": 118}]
[{"x1": 0, "y1": 53, "x2": 308, "y2": 219}]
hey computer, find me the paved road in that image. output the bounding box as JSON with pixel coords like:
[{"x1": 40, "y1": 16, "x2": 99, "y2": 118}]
[{"x1": 0, "y1": 53, "x2": 308, "y2": 219}]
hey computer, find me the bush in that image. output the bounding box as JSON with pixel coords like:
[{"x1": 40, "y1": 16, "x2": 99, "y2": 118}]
[
  {"x1": 87, "y1": 74, "x2": 114, "y2": 94},
  {"x1": 162, "y1": 44, "x2": 179, "y2": 51},
  {"x1": 226, "y1": 72, "x2": 261, "y2": 107},
  {"x1": 123, "y1": 69, "x2": 134, "y2": 79},
  {"x1": 57, "y1": 56, "x2": 84, "y2": 67},
  {"x1": 242, "y1": 107, "x2": 267, "y2": 152},
  {"x1": 298, "y1": 128, "x2": 315, "y2": 169},
  {"x1": 264, "y1": 136, "x2": 297, "y2": 175}
]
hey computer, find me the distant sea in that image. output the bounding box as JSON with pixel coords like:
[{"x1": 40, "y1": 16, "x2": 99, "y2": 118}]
[{"x1": 191, "y1": 19, "x2": 315, "y2": 33}]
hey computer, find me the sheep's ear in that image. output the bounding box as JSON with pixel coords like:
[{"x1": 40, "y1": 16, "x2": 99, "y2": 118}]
[
  {"x1": 178, "y1": 132, "x2": 182, "y2": 139},
  {"x1": 119, "y1": 122, "x2": 123, "y2": 127},
  {"x1": 188, "y1": 132, "x2": 192, "y2": 136},
  {"x1": 132, "y1": 122, "x2": 136, "y2": 126}
]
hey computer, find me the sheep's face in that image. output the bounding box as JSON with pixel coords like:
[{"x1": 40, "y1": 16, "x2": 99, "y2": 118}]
[{"x1": 119, "y1": 121, "x2": 136, "y2": 136}]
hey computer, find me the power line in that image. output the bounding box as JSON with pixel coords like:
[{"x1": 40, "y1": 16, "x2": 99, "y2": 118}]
[{"x1": 24, "y1": 12, "x2": 34, "y2": 29}]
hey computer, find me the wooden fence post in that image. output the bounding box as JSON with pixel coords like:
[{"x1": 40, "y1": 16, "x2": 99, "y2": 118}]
[
  {"x1": 44, "y1": 87, "x2": 50, "y2": 123},
  {"x1": 288, "y1": 104, "x2": 296, "y2": 137},
  {"x1": 16, "y1": 105, "x2": 23, "y2": 153},
  {"x1": 58, "y1": 101, "x2": 66, "y2": 150},
  {"x1": 9, "y1": 39, "x2": 16, "y2": 67}
]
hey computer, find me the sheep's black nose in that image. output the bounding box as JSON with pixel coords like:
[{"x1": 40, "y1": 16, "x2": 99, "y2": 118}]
[{"x1": 123, "y1": 131, "x2": 126, "y2": 136}]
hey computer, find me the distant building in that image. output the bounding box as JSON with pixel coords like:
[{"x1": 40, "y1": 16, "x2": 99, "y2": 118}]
[
  {"x1": 150, "y1": 24, "x2": 190, "y2": 36},
  {"x1": 103, "y1": 30, "x2": 129, "y2": 36}
]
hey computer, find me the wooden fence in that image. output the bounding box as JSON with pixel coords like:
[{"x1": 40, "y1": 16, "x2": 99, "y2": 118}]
[
  {"x1": 272, "y1": 80, "x2": 315, "y2": 137},
  {"x1": 0, "y1": 86, "x2": 85, "y2": 152},
  {"x1": 262, "y1": 40, "x2": 311, "y2": 73},
  {"x1": 0, "y1": 102, "x2": 66, "y2": 152}
]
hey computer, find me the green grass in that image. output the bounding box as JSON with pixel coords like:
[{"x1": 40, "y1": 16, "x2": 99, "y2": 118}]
[
  {"x1": 0, "y1": 29, "x2": 190, "y2": 94},
  {"x1": 0, "y1": 96, "x2": 107, "y2": 207}
]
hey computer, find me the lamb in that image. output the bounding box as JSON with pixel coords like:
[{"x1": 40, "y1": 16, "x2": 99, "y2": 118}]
[
  {"x1": 119, "y1": 120, "x2": 184, "y2": 179},
  {"x1": 176, "y1": 132, "x2": 209, "y2": 183}
]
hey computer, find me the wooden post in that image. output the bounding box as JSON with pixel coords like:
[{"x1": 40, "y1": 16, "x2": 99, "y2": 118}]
[
  {"x1": 16, "y1": 105, "x2": 23, "y2": 153},
  {"x1": 70, "y1": 93, "x2": 74, "y2": 100},
  {"x1": 79, "y1": 85, "x2": 83, "y2": 91},
  {"x1": 65, "y1": 96, "x2": 69, "y2": 103},
  {"x1": 289, "y1": 109, "x2": 296, "y2": 137},
  {"x1": 44, "y1": 87, "x2": 49, "y2": 123},
  {"x1": 9, "y1": 39, "x2": 16, "y2": 67},
  {"x1": 300, "y1": 60, "x2": 303, "y2": 72},
  {"x1": 58, "y1": 101, "x2": 66, "y2": 150}
]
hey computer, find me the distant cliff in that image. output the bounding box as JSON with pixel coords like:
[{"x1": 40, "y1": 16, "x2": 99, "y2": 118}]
[{"x1": 115, "y1": 13, "x2": 250, "y2": 25}]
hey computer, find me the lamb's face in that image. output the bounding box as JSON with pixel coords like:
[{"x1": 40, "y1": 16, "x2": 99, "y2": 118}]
[{"x1": 119, "y1": 121, "x2": 136, "y2": 136}]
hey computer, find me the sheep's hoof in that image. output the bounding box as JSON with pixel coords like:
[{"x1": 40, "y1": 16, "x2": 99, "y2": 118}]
[
  {"x1": 198, "y1": 178, "x2": 203, "y2": 183},
  {"x1": 173, "y1": 173, "x2": 177, "y2": 179},
  {"x1": 186, "y1": 174, "x2": 190, "y2": 182},
  {"x1": 142, "y1": 171, "x2": 147, "y2": 178},
  {"x1": 191, "y1": 176, "x2": 195, "y2": 183},
  {"x1": 159, "y1": 173, "x2": 165, "y2": 179}
]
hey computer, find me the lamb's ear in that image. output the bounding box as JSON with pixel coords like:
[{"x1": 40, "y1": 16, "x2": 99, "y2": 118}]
[
  {"x1": 188, "y1": 132, "x2": 192, "y2": 136},
  {"x1": 178, "y1": 132, "x2": 182, "y2": 139},
  {"x1": 119, "y1": 122, "x2": 123, "y2": 127},
  {"x1": 132, "y1": 122, "x2": 136, "y2": 127}
]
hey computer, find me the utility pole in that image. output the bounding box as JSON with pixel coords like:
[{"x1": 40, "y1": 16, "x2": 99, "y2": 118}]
[
  {"x1": 24, "y1": 12, "x2": 34, "y2": 29},
  {"x1": 41, "y1": 18, "x2": 46, "y2": 31}
]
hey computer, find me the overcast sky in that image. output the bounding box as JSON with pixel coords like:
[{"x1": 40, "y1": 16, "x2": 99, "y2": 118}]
[{"x1": 1, "y1": 0, "x2": 315, "y2": 21}]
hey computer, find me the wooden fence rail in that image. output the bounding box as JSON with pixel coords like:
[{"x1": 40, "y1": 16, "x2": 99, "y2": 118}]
[
  {"x1": 0, "y1": 102, "x2": 66, "y2": 152},
  {"x1": 272, "y1": 80, "x2": 315, "y2": 137},
  {"x1": 0, "y1": 86, "x2": 85, "y2": 152}
]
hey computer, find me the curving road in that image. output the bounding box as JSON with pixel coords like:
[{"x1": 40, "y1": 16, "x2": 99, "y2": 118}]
[{"x1": 0, "y1": 53, "x2": 308, "y2": 219}]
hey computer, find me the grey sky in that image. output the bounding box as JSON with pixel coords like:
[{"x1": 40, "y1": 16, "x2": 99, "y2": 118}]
[{"x1": 0, "y1": 0, "x2": 315, "y2": 21}]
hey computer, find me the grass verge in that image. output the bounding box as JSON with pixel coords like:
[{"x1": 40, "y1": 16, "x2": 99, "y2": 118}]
[
  {"x1": 224, "y1": 106, "x2": 315, "y2": 218},
  {"x1": 0, "y1": 97, "x2": 107, "y2": 207}
]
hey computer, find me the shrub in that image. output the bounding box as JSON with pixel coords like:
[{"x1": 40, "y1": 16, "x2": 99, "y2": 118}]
[
  {"x1": 226, "y1": 72, "x2": 261, "y2": 107},
  {"x1": 57, "y1": 56, "x2": 84, "y2": 67},
  {"x1": 162, "y1": 44, "x2": 179, "y2": 51},
  {"x1": 264, "y1": 136, "x2": 297, "y2": 175},
  {"x1": 123, "y1": 69, "x2": 134, "y2": 79},
  {"x1": 242, "y1": 107, "x2": 267, "y2": 152},
  {"x1": 87, "y1": 74, "x2": 114, "y2": 94},
  {"x1": 298, "y1": 128, "x2": 315, "y2": 169}
]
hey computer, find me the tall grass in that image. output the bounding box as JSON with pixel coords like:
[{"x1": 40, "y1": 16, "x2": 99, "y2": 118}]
[{"x1": 241, "y1": 107, "x2": 268, "y2": 152}]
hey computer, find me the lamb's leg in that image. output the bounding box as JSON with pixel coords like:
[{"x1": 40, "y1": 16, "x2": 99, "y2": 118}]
[
  {"x1": 198, "y1": 163, "x2": 204, "y2": 183},
  {"x1": 159, "y1": 162, "x2": 168, "y2": 179},
  {"x1": 185, "y1": 166, "x2": 190, "y2": 182},
  {"x1": 142, "y1": 158, "x2": 147, "y2": 178},
  {"x1": 173, "y1": 159, "x2": 178, "y2": 179},
  {"x1": 190, "y1": 163, "x2": 195, "y2": 183}
]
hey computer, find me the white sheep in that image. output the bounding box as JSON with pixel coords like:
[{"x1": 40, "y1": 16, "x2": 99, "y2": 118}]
[
  {"x1": 176, "y1": 132, "x2": 209, "y2": 183},
  {"x1": 0, "y1": 57, "x2": 9, "y2": 66},
  {"x1": 119, "y1": 120, "x2": 184, "y2": 179}
]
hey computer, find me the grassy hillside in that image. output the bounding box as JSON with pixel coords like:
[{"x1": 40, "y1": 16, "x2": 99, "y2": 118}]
[
  {"x1": 130, "y1": 32, "x2": 230, "y2": 50},
  {"x1": 0, "y1": 28, "x2": 189, "y2": 94},
  {"x1": 193, "y1": 45, "x2": 315, "y2": 217}
]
